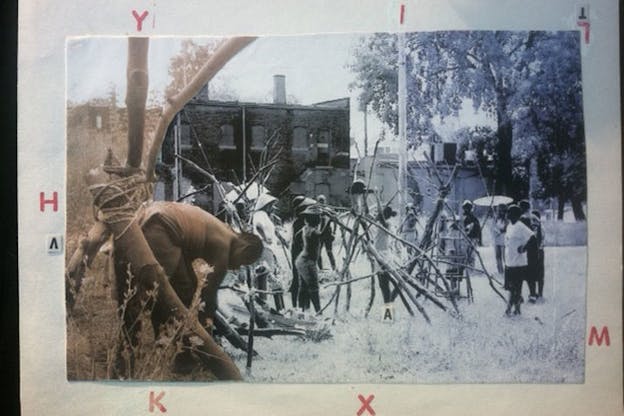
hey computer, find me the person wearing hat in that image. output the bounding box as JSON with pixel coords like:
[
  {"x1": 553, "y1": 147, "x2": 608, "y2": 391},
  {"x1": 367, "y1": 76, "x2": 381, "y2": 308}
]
[
  {"x1": 289, "y1": 195, "x2": 314, "y2": 308},
  {"x1": 316, "y1": 194, "x2": 337, "y2": 271},
  {"x1": 251, "y1": 193, "x2": 284, "y2": 311},
  {"x1": 375, "y1": 205, "x2": 399, "y2": 305},
  {"x1": 503, "y1": 204, "x2": 535, "y2": 316},
  {"x1": 295, "y1": 205, "x2": 324, "y2": 313},
  {"x1": 518, "y1": 200, "x2": 541, "y2": 302}
]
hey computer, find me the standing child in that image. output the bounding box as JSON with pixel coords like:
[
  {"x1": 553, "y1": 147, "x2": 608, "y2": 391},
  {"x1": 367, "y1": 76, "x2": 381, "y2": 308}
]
[
  {"x1": 491, "y1": 203, "x2": 508, "y2": 275},
  {"x1": 503, "y1": 205, "x2": 535, "y2": 316}
]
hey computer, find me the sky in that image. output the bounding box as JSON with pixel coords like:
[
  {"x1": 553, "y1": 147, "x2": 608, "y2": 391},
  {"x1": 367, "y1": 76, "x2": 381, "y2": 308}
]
[{"x1": 67, "y1": 35, "x2": 494, "y2": 154}]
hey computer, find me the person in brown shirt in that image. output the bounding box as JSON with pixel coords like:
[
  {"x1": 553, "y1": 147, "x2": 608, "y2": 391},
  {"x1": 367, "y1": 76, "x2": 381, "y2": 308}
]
[{"x1": 114, "y1": 201, "x2": 263, "y2": 379}]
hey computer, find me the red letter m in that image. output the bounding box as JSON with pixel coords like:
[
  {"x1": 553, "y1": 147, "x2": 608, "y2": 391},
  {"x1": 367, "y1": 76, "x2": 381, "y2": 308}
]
[{"x1": 588, "y1": 326, "x2": 610, "y2": 346}]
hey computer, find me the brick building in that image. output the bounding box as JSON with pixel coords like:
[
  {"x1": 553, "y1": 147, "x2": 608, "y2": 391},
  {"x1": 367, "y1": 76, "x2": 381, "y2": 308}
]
[{"x1": 156, "y1": 75, "x2": 352, "y2": 211}]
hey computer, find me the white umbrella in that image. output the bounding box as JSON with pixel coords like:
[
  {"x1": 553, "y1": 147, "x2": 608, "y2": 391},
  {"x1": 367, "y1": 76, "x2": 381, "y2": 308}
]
[{"x1": 472, "y1": 195, "x2": 514, "y2": 207}]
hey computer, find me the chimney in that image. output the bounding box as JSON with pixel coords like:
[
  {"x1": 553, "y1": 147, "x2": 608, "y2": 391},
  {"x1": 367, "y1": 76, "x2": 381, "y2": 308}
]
[
  {"x1": 273, "y1": 75, "x2": 286, "y2": 104},
  {"x1": 199, "y1": 83, "x2": 209, "y2": 101}
]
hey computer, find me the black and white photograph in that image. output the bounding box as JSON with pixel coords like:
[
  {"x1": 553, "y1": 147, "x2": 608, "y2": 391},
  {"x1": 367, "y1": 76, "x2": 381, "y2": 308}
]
[{"x1": 65, "y1": 31, "x2": 586, "y2": 383}]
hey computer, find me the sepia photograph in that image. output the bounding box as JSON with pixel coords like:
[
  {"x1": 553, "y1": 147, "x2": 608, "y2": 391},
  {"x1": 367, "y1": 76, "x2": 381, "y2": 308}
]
[{"x1": 65, "y1": 31, "x2": 586, "y2": 383}]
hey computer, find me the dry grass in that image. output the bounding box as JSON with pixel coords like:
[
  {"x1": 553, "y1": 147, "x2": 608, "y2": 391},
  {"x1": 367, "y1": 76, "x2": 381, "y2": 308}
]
[{"x1": 66, "y1": 256, "x2": 219, "y2": 381}]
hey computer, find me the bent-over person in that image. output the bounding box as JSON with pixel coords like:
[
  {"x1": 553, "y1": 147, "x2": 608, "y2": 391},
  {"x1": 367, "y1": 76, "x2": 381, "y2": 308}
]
[{"x1": 114, "y1": 201, "x2": 262, "y2": 380}]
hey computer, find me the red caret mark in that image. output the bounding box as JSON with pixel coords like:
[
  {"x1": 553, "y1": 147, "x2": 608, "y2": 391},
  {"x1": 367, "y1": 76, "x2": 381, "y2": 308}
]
[
  {"x1": 132, "y1": 10, "x2": 149, "y2": 32},
  {"x1": 588, "y1": 326, "x2": 610, "y2": 346},
  {"x1": 149, "y1": 391, "x2": 166, "y2": 413},
  {"x1": 577, "y1": 21, "x2": 590, "y2": 44},
  {"x1": 357, "y1": 394, "x2": 375, "y2": 416},
  {"x1": 399, "y1": 4, "x2": 405, "y2": 24},
  {"x1": 40, "y1": 192, "x2": 58, "y2": 212}
]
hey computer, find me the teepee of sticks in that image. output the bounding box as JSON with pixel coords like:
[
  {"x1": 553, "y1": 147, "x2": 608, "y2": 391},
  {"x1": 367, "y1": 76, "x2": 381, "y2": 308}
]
[{"x1": 316, "y1": 149, "x2": 508, "y2": 323}]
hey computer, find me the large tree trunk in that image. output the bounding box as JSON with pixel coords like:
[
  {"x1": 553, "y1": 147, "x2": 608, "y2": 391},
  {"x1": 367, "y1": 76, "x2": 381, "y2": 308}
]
[
  {"x1": 557, "y1": 195, "x2": 566, "y2": 220},
  {"x1": 570, "y1": 195, "x2": 586, "y2": 221},
  {"x1": 125, "y1": 38, "x2": 149, "y2": 169},
  {"x1": 494, "y1": 117, "x2": 513, "y2": 196}
]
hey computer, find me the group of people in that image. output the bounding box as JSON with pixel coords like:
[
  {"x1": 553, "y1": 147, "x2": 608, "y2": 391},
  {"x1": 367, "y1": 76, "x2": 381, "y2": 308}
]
[
  {"x1": 448, "y1": 198, "x2": 546, "y2": 315},
  {"x1": 489, "y1": 199, "x2": 545, "y2": 316},
  {"x1": 247, "y1": 192, "x2": 338, "y2": 315},
  {"x1": 225, "y1": 189, "x2": 547, "y2": 320}
]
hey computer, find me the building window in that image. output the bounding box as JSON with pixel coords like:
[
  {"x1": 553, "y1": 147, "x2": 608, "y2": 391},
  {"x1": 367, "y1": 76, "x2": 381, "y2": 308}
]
[
  {"x1": 317, "y1": 130, "x2": 331, "y2": 165},
  {"x1": 251, "y1": 125, "x2": 265, "y2": 150},
  {"x1": 180, "y1": 125, "x2": 191, "y2": 147},
  {"x1": 219, "y1": 124, "x2": 235, "y2": 149},
  {"x1": 293, "y1": 127, "x2": 308, "y2": 152},
  {"x1": 95, "y1": 115, "x2": 102, "y2": 130}
]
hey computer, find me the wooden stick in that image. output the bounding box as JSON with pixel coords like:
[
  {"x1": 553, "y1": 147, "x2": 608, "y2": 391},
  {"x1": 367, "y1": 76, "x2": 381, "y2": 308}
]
[{"x1": 245, "y1": 268, "x2": 255, "y2": 374}]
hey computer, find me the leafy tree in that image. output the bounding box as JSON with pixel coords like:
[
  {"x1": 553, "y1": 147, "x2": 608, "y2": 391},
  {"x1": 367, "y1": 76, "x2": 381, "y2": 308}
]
[
  {"x1": 350, "y1": 31, "x2": 586, "y2": 219},
  {"x1": 166, "y1": 39, "x2": 236, "y2": 100},
  {"x1": 516, "y1": 32, "x2": 586, "y2": 220}
]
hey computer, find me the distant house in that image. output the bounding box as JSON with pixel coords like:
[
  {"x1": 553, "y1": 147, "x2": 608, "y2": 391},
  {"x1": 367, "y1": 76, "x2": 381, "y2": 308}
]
[
  {"x1": 156, "y1": 75, "x2": 352, "y2": 211},
  {"x1": 67, "y1": 98, "x2": 161, "y2": 150},
  {"x1": 356, "y1": 142, "x2": 494, "y2": 215}
]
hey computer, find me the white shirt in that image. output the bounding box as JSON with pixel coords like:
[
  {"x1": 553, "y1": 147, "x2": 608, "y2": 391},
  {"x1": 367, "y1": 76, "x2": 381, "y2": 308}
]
[{"x1": 504, "y1": 221, "x2": 534, "y2": 267}]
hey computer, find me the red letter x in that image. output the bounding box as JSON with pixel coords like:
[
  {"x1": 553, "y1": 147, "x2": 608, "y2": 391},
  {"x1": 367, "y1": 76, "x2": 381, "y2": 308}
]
[
  {"x1": 149, "y1": 391, "x2": 167, "y2": 413},
  {"x1": 357, "y1": 394, "x2": 375, "y2": 416}
]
